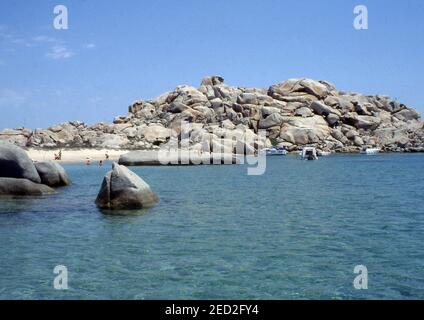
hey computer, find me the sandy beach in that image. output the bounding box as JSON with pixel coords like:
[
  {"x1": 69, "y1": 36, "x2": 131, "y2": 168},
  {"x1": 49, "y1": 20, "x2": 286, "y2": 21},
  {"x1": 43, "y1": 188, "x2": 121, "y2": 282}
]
[{"x1": 26, "y1": 148, "x2": 131, "y2": 164}]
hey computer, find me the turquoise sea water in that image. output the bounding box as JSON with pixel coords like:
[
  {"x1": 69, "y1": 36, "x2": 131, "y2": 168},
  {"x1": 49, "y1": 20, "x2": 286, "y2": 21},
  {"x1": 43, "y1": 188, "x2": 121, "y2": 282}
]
[{"x1": 1, "y1": 154, "x2": 424, "y2": 299}]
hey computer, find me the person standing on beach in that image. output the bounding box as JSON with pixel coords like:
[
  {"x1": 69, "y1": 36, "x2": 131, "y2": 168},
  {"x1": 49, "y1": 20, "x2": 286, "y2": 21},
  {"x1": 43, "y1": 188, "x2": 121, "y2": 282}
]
[
  {"x1": 105, "y1": 152, "x2": 109, "y2": 160},
  {"x1": 54, "y1": 150, "x2": 62, "y2": 160}
]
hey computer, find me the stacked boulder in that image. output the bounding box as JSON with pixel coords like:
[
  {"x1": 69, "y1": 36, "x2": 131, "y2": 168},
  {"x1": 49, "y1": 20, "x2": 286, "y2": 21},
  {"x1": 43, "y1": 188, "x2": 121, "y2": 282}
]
[
  {"x1": 1, "y1": 77, "x2": 423, "y2": 153},
  {"x1": 34, "y1": 160, "x2": 71, "y2": 187},
  {"x1": 0, "y1": 142, "x2": 70, "y2": 196}
]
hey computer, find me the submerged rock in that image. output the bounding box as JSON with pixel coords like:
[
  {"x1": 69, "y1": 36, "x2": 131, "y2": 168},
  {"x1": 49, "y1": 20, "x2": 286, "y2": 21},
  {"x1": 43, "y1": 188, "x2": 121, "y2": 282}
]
[
  {"x1": 95, "y1": 163, "x2": 158, "y2": 210},
  {"x1": 34, "y1": 160, "x2": 71, "y2": 187},
  {"x1": 0, "y1": 178, "x2": 55, "y2": 196},
  {"x1": 0, "y1": 142, "x2": 41, "y2": 183}
]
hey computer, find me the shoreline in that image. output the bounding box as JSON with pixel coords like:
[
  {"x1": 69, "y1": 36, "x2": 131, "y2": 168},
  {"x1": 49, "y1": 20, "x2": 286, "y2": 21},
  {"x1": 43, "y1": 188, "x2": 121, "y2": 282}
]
[
  {"x1": 25, "y1": 148, "x2": 424, "y2": 165},
  {"x1": 26, "y1": 148, "x2": 132, "y2": 164}
]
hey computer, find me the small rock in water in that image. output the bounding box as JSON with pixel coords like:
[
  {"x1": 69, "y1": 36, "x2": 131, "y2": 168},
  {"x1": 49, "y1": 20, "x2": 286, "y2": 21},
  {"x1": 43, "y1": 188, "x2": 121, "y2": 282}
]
[{"x1": 95, "y1": 162, "x2": 158, "y2": 210}]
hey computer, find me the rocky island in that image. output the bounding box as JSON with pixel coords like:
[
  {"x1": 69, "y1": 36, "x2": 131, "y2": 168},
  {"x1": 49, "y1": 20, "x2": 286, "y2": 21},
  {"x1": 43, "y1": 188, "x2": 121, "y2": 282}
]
[{"x1": 1, "y1": 76, "x2": 423, "y2": 154}]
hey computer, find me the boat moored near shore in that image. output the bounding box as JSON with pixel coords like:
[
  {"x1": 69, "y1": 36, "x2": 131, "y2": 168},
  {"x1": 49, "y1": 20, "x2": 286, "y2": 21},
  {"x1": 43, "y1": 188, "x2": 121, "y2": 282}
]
[
  {"x1": 317, "y1": 150, "x2": 332, "y2": 156},
  {"x1": 360, "y1": 148, "x2": 381, "y2": 155},
  {"x1": 263, "y1": 147, "x2": 288, "y2": 156},
  {"x1": 300, "y1": 147, "x2": 318, "y2": 160}
]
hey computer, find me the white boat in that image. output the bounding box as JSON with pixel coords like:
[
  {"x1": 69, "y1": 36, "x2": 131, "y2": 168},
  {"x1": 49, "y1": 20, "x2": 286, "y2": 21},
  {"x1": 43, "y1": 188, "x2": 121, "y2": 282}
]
[
  {"x1": 300, "y1": 147, "x2": 318, "y2": 160},
  {"x1": 360, "y1": 148, "x2": 380, "y2": 155},
  {"x1": 318, "y1": 150, "x2": 332, "y2": 156},
  {"x1": 264, "y1": 147, "x2": 288, "y2": 156}
]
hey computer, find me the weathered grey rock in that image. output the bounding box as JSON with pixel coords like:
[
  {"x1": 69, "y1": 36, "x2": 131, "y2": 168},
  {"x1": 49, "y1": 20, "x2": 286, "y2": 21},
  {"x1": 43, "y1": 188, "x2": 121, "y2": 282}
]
[
  {"x1": 95, "y1": 163, "x2": 158, "y2": 210},
  {"x1": 281, "y1": 115, "x2": 330, "y2": 138},
  {"x1": 326, "y1": 113, "x2": 340, "y2": 126},
  {"x1": 331, "y1": 129, "x2": 349, "y2": 144},
  {"x1": 45, "y1": 122, "x2": 81, "y2": 147},
  {"x1": 258, "y1": 113, "x2": 284, "y2": 129},
  {"x1": 221, "y1": 119, "x2": 236, "y2": 130},
  {"x1": 139, "y1": 124, "x2": 171, "y2": 144},
  {"x1": 354, "y1": 115, "x2": 382, "y2": 130},
  {"x1": 345, "y1": 129, "x2": 359, "y2": 140},
  {"x1": 27, "y1": 129, "x2": 57, "y2": 148},
  {"x1": 393, "y1": 108, "x2": 420, "y2": 121},
  {"x1": 136, "y1": 103, "x2": 158, "y2": 119},
  {"x1": 0, "y1": 129, "x2": 31, "y2": 147},
  {"x1": 200, "y1": 76, "x2": 224, "y2": 86},
  {"x1": 237, "y1": 93, "x2": 258, "y2": 105},
  {"x1": 168, "y1": 101, "x2": 189, "y2": 113},
  {"x1": 93, "y1": 134, "x2": 130, "y2": 149},
  {"x1": 324, "y1": 96, "x2": 354, "y2": 113},
  {"x1": 199, "y1": 85, "x2": 216, "y2": 99},
  {"x1": 354, "y1": 101, "x2": 372, "y2": 116},
  {"x1": 211, "y1": 84, "x2": 240, "y2": 102},
  {"x1": 111, "y1": 123, "x2": 133, "y2": 133},
  {"x1": 192, "y1": 105, "x2": 215, "y2": 121},
  {"x1": 269, "y1": 78, "x2": 335, "y2": 100},
  {"x1": 172, "y1": 86, "x2": 209, "y2": 106},
  {"x1": 280, "y1": 127, "x2": 318, "y2": 145},
  {"x1": 353, "y1": 136, "x2": 364, "y2": 146},
  {"x1": 0, "y1": 178, "x2": 54, "y2": 196},
  {"x1": 295, "y1": 107, "x2": 313, "y2": 118},
  {"x1": 381, "y1": 100, "x2": 405, "y2": 113},
  {"x1": 279, "y1": 115, "x2": 331, "y2": 145},
  {"x1": 373, "y1": 127, "x2": 409, "y2": 146},
  {"x1": 0, "y1": 142, "x2": 41, "y2": 183},
  {"x1": 262, "y1": 107, "x2": 281, "y2": 117},
  {"x1": 34, "y1": 160, "x2": 71, "y2": 187},
  {"x1": 310, "y1": 101, "x2": 341, "y2": 117}
]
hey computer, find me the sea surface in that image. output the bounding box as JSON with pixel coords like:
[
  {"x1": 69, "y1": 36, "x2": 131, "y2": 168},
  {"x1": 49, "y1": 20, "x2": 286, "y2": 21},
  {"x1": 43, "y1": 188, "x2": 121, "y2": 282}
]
[{"x1": 1, "y1": 154, "x2": 424, "y2": 299}]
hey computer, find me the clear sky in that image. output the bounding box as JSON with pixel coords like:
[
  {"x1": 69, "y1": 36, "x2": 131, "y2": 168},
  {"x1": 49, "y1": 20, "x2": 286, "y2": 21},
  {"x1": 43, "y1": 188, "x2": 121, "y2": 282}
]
[{"x1": 0, "y1": 0, "x2": 423, "y2": 129}]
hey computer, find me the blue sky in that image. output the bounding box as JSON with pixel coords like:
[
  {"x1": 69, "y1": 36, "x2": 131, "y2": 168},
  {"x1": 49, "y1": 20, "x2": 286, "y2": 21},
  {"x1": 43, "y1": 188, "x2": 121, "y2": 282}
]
[{"x1": 0, "y1": 0, "x2": 423, "y2": 129}]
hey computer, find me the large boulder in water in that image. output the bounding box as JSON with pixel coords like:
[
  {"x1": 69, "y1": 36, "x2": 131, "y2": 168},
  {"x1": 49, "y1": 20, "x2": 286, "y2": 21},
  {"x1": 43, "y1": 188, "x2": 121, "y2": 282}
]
[
  {"x1": 119, "y1": 150, "x2": 162, "y2": 166},
  {"x1": 0, "y1": 178, "x2": 55, "y2": 196},
  {"x1": 0, "y1": 142, "x2": 41, "y2": 183},
  {"x1": 95, "y1": 163, "x2": 158, "y2": 210},
  {"x1": 119, "y1": 150, "x2": 239, "y2": 166},
  {"x1": 34, "y1": 160, "x2": 71, "y2": 187}
]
